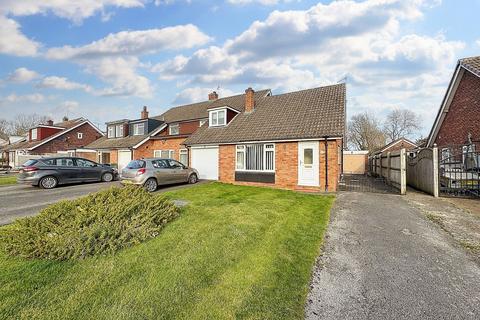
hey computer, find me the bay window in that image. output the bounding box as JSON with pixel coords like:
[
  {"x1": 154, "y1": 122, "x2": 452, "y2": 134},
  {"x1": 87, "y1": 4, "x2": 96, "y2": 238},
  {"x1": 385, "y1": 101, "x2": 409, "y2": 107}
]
[{"x1": 236, "y1": 144, "x2": 275, "y2": 172}]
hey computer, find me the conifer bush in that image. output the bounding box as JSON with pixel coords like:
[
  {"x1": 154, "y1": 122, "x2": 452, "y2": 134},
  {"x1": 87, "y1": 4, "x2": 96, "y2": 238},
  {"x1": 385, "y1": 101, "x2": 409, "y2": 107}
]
[{"x1": 0, "y1": 186, "x2": 180, "y2": 260}]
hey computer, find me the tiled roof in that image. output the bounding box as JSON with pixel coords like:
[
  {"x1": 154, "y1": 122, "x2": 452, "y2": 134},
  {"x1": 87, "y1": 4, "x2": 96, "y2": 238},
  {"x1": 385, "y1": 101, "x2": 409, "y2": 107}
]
[
  {"x1": 5, "y1": 118, "x2": 87, "y2": 151},
  {"x1": 86, "y1": 134, "x2": 149, "y2": 149},
  {"x1": 153, "y1": 90, "x2": 271, "y2": 123},
  {"x1": 184, "y1": 84, "x2": 346, "y2": 145},
  {"x1": 460, "y1": 56, "x2": 480, "y2": 77}
]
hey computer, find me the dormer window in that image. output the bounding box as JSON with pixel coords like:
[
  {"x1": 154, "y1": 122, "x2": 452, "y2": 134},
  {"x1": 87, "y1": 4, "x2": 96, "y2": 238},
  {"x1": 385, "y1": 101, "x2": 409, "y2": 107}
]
[
  {"x1": 169, "y1": 123, "x2": 179, "y2": 135},
  {"x1": 107, "y1": 126, "x2": 115, "y2": 138},
  {"x1": 31, "y1": 128, "x2": 38, "y2": 140},
  {"x1": 133, "y1": 122, "x2": 145, "y2": 135},
  {"x1": 210, "y1": 109, "x2": 226, "y2": 127},
  {"x1": 115, "y1": 124, "x2": 124, "y2": 137}
]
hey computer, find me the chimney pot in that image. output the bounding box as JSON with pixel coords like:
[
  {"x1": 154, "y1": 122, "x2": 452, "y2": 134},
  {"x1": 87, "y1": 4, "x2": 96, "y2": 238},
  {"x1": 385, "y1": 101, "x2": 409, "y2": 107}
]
[
  {"x1": 208, "y1": 91, "x2": 219, "y2": 101},
  {"x1": 141, "y1": 106, "x2": 149, "y2": 119},
  {"x1": 245, "y1": 87, "x2": 255, "y2": 112}
]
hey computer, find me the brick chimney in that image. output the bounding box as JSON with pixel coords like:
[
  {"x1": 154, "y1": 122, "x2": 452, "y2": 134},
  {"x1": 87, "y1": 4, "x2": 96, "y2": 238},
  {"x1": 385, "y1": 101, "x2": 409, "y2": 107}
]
[
  {"x1": 141, "y1": 106, "x2": 149, "y2": 119},
  {"x1": 47, "y1": 119, "x2": 54, "y2": 126},
  {"x1": 208, "y1": 91, "x2": 219, "y2": 100},
  {"x1": 245, "y1": 87, "x2": 255, "y2": 113}
]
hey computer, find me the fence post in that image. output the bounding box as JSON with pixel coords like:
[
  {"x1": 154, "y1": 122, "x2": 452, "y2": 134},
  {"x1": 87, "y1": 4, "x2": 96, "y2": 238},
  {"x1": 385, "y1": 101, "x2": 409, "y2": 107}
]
[
  {"x1": 432, "y1": 145, "x2": 439, "y2": 197},
  {"x1": 379, "y1": 154, "x2": 383, "y2": 178},
  {"x1": 386, "y1": 152, "x2": 391, "y2": 183},
  {"x1": 400, "y1": 148, "x2": 406, "y2": 195}
]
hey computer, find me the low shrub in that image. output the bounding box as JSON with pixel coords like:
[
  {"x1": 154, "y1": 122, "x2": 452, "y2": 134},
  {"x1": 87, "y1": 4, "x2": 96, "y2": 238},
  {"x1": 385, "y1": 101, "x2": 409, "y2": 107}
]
[{"x1": 0, "y1": 186, "x2": 180, "y2": 260}]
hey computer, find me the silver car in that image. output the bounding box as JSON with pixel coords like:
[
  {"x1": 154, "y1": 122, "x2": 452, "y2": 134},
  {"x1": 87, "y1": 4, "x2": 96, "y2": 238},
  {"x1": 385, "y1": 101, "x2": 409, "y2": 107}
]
[{"x1": 120, "y1": 158, "x2": 199, "y2": 192}]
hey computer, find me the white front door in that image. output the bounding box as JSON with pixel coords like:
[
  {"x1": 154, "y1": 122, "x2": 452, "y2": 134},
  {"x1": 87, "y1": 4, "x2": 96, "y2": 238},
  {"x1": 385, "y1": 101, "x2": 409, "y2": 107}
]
[
  {"x1": 298, "y1": 141, "x2": 319, "y2": 186},
  {"x1": 117, "y1": 150, "x2": 132, "y2": 172},
  {"x1": 191, "y1": 146, "x2": 219, "y2": 180}
]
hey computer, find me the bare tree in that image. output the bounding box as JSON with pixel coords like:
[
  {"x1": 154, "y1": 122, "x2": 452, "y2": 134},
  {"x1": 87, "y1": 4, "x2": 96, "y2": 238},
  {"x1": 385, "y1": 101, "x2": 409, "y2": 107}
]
[
  {"x1": 10, "y1": 114, "x2": 49, "y2": 136},
  {"x1": 0, "y1": 119, "x2": 10, "y2": 141},
  {"x1": 383, "y1": 109, "x2": 421, "y2": 142},
  {"x1": 347, "y1": 112, "x2": 386, "y2": 151}
]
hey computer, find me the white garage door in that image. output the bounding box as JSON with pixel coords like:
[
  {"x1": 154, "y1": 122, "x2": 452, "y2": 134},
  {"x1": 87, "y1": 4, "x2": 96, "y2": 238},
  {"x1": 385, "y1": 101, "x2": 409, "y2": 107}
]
[
  {"x1": 191, "y1": 146, "x2": 219, "y2": 180},
  {"x1": 118, "y1": 150, "x2": 132, "y2": 172}
]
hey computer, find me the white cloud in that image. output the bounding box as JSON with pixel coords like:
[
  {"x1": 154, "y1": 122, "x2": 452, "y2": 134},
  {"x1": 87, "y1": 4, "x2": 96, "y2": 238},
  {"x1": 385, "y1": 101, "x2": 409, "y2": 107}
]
[
  {"x1": 58, "y1": 100, "x2": 80, "y2": 112},
  {"x1": 0, "y1": 16, "x2": 40, "y2": 56},
  {"x1": 2, "y1": 93, "x2": 45, "y2": 104},
  {"x1": 46, "y1": 25, "x2": 211, "y2": 60},
  {"x1": 36, "y1": 76, "x2": 93, "y2": 92},
  {"x1": 227, "y1": 0, "x2": 295, "y2": 5},
  {"x1": 476, "y1": 39, "x2": 480, "y2": 47},
  {"x1": 6, "y1": 67, "x2": 40, "y2": 83},
  {"x1": 173, "y1": 87, "x2": 235, "y2": 104},
  {"x1": 0, "y1": 0, "x2": 147, "y2": 24},
  {"x1": 86, "y1": 57, "x2": 154, "y2": 98}
]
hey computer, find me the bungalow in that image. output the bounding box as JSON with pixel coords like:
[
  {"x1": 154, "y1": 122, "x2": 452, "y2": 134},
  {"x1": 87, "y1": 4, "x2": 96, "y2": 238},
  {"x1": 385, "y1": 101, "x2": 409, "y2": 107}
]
[
  {"x1": 85, "y1": 90, "x2": 270, "y2": 171},
  {"x1": 427, "y1": 56, "x2": 480, "y2": 149},
  {"x1": 184, "y1": 84, "x2": 346, "y2": 192},
  {"x1": 3, "y1": 118, "x2": 103, "y2": 168}
]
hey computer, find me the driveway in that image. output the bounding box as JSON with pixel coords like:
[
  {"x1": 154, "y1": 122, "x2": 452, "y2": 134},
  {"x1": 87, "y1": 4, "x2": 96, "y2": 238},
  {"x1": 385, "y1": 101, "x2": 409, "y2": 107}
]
[
  {"x1": 0, "y1": 181, "x2": 206, "y2": 225},
  {"x1": 306, "y1": 192, "x2": 480, "y2": 320}
]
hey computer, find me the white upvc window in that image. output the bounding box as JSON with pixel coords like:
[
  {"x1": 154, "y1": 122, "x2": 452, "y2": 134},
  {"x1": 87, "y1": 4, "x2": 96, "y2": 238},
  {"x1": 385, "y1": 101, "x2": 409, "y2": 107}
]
[
  {"x1": 169, "y1": 123, "x2": 179, "y2": 135},
  {"x1": 133, "y1": 122, "x2": 145, "y2": 135},
  {"x1": 209, "y1": 109, "x2": 227, "y2": 127},
  {"x1": 31, "y1": 128, "x2": 38, "y2": 140},
  {"x1": 107, "y1": 126, "x2": 115, "y2": 138},
  {"x1": 179, "y1": 149, "x2": 188, "y2": 166},
  {"x1": 115, "y1": 124, "x2": 124, "y2": 137},
  {"x1": 154, "y1": 150, "x2": 174, "y2": 159},
  {"x1": 236, "y1": 143, "x2": 275, "y2": 172}
]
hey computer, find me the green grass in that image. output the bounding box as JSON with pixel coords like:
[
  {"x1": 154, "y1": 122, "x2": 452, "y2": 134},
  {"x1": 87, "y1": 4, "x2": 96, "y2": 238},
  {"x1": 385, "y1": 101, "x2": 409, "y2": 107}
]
[
  {"x1": 0, "y1": 175, "x2": 16, "y2": 186},
  {"x1": 0, "y1": 182, "x2": 334, "y2": 320}
]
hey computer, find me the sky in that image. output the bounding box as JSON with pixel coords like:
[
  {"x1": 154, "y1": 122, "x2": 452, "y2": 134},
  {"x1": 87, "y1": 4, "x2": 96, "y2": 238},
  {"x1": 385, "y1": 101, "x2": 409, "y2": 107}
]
[{"x1": 0, "y1": 0, "x2": 478, "y2": 134}]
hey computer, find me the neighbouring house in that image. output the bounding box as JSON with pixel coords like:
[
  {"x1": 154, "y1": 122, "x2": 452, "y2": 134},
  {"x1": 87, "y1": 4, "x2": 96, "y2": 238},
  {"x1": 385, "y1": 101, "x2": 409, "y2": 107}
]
[
  {"x1": 85, "y1": 90, "x2": 270, "y2": 171},
  {"x1": 3, "y1": 118, "x2": 103, "y2": 168},
  {"x1": 184, "y1": 84, "x2": 346, "y2": 192},
  {"x1": 343, "y1": 150, "x2": 369, "y2": 174},
  {"x1": 427, "y1": 56, "x2": 480, "y2": 161},
  {"x1": 371, "y1": 138, "x2": 418, "y2": 156}
]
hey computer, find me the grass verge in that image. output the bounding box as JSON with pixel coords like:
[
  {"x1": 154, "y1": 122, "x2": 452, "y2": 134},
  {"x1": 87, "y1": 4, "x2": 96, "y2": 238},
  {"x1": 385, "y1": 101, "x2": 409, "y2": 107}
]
[
  {"x1": 0, "y1": 182, "x2": 334, "y2": 319},
  {"x1": 0, "y1": 175, "x2": 17, "y2": 186}
]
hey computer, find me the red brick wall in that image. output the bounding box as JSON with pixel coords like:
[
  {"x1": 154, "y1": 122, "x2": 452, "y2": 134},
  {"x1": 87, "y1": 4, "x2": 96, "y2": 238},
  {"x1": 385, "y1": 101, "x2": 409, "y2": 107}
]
[
  {"x1": 134, "y1": 137, "x2": 187, "y2": 161},
  {"x1": 218, "y1": 140, "x2": 341, "y2": 192},
  {"x1": 435, "y1": 71, "x2": 480, "y2": 146},
  {"x1": 31, "y1": 123, "x2": 103, "y2": 154}
]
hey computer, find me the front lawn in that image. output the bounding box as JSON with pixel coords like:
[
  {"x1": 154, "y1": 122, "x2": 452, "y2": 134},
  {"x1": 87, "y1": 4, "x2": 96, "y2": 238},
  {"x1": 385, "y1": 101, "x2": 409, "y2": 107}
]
[
  {"x1": 0, "y1": 183, "x2": 334, "y2": 319},
  {"x1": 0, "y1": 174, "x2": 16, "y2": 186}
]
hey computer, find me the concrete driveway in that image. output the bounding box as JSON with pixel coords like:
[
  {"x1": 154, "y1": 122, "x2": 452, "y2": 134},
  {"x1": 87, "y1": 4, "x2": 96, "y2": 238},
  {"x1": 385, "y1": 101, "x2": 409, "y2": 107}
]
[
  {"x1": 306, "y1": 192, "x2": 480, "y2": 320},
  {"x1": 0, "y1": 181, "x2": 205, "y2": 225}
]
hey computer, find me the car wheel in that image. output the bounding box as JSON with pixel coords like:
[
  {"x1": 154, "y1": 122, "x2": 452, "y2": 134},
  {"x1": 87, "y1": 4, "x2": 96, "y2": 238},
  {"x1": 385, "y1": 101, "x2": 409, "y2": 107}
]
[
  {"x1": 188, "y1": 173, "x2": 198, "y2": 184},
  {"x1": 144, "y1": 178, "x2": 158, "y2": 192},
  {"x1": 102, "y1": 172, "x2": 114, "y2": 182},
  {"x1": 39, "y1": 176, "x2": 58, "y2": 189}
]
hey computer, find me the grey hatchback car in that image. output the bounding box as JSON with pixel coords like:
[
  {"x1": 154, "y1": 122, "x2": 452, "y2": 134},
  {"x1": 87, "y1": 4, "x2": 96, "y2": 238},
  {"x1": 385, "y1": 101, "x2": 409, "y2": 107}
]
[
  {"x1": 17, "y1": 157, "x2": 118, "y2": 189},
  {"x1": 120, "y1": 158, "x2": 199, "y2": 192}
]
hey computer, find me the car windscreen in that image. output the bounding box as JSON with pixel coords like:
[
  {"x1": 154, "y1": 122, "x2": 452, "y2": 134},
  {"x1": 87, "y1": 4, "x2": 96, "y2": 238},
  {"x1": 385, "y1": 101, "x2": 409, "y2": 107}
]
[
  {"x1": 126, "y1": 160, "x2": 146, "y2": 169},
  {"x1": 22, "y1": 159, "x2": 38, "y2": 166}
]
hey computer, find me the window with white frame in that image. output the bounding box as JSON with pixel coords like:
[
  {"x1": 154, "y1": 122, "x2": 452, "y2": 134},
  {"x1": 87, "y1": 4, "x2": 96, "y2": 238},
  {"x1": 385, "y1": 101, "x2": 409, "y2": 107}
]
[
  {"x1": 115, "y1": 124, "x2": 124, "y2": 137},
  {"x1": 77, "y1": 132, "x2": 83, "y2": 139},
  {"x1": 107, "y1": 126, "x2": 114, "y2": 138},
  {"x1": 199, "y1": 119, "x2": 207, "y2": 127},
  {"x1": 236, "y1": 144, "x2": 275, "y2": 172},
  {"x1": 169, "y1": 124, "x2": 179, "y2": 135},
  {"x1": 209, "y1": 109, "x2": 227, "y2": 127},
  {"x1": 31, "y1": 128, "x2": 38, "y2": 140},
  {"x1": 441, "y1": 148, "x2": 452, "y2": 162},
  {"x1": 179, "y1": 149, "x2": 188, "y2": 166},
  {"x1": 154, "y1": 150, "x2": 174, "y2": 159},
  {"x1": 133, "y1": 122, "x2": 145, "y2": 135}
]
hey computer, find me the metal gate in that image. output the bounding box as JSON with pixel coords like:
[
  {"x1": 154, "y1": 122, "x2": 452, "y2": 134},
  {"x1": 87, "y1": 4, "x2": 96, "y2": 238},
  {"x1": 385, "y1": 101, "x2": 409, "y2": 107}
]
[
  {"x1": 439, "y1": 143, "x2": 480, "y2": 198},
  {"x1": 339, "y1": 174, "x2": 399, "y2": 194}
]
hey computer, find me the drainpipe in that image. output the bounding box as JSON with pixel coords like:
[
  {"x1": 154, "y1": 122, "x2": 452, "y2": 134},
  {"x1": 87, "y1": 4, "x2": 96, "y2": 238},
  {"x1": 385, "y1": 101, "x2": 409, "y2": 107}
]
[{"x1": 324, "y1": 136, "x2": 329, "y2": 192}]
